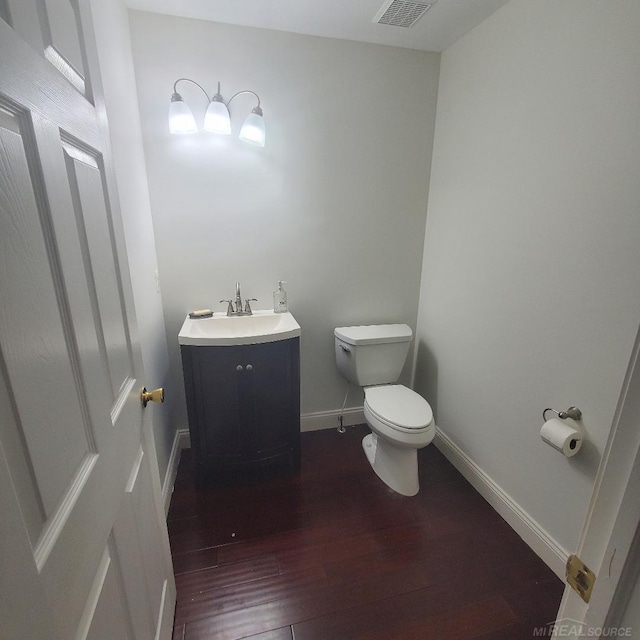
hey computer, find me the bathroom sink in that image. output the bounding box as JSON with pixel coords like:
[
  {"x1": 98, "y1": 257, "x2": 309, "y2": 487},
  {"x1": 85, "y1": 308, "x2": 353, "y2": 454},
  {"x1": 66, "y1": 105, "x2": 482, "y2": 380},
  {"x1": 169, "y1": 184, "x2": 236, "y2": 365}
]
[{"x1": 178, "y1": 310, "x2": 301, "y2": 346}]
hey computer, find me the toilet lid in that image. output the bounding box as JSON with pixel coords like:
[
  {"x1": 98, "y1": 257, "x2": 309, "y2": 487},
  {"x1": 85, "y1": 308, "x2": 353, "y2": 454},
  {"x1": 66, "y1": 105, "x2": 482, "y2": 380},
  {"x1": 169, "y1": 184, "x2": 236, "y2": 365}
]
[{"x1": 364, "y1": 385, "x2": 433, "y2": 430}]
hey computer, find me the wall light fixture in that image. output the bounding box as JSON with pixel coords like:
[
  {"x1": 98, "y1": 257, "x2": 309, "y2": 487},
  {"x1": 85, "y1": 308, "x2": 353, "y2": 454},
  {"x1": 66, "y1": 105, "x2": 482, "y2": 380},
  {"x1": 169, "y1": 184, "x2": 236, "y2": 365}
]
[{"x1": 168, "y1": 78, "x2": 266, "y2": 147}]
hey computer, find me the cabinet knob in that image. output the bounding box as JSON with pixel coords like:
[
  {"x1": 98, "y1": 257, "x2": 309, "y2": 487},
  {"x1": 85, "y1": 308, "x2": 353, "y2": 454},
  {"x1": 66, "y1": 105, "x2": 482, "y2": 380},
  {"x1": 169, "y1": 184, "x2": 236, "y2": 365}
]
[
  {"x1": 236, "y1": 365, "x2": 243, "y2": 371},
  {"x1": 246, "y1": 364, "x2": 253, "y2": 371}
]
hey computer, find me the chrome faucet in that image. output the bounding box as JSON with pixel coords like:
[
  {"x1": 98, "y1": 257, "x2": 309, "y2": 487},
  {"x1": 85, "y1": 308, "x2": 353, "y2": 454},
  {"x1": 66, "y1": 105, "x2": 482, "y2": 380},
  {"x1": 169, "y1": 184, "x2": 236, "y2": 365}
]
[
  {"x1": 235, "y1": 282, "x2": 242, "y2": 314},
  {"x1": 220, "y1": 281, "x2": 257, "y2": 316}
]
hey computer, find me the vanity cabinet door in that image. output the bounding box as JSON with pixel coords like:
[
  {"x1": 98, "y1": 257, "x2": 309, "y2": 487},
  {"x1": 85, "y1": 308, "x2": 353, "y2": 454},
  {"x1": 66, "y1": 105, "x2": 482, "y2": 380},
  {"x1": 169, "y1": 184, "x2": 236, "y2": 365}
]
[
  {"x1": 244, "y1": 339, "x2": 300, "y2": 464},
  {"x1": 188, "y1": 345, "x2": 246, "y2": 465}
]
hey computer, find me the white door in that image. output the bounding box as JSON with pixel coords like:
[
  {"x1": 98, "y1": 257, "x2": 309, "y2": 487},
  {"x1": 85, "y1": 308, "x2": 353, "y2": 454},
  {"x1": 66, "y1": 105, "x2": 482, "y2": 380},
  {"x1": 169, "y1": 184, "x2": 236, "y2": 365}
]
[
  {"x1": 556, "y1": 324, "x2": 640, "y2": 634},
  {"x1": 0, "y1": 1, "x2": 175, "y2": 638}
]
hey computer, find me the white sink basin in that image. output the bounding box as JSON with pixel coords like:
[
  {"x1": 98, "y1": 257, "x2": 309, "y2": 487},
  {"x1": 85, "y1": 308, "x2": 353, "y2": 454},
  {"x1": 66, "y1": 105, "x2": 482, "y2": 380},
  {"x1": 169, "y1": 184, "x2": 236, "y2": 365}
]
[{"x1": 178, "y1": 310, "x2": 301, "y2": 346}]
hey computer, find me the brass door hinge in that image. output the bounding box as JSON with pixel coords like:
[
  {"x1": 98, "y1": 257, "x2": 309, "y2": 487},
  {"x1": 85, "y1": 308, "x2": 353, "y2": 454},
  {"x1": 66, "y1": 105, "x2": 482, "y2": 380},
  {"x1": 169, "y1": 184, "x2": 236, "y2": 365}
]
[{"x1": 566, "y1": 554, "x2": 596, "y2": 603}]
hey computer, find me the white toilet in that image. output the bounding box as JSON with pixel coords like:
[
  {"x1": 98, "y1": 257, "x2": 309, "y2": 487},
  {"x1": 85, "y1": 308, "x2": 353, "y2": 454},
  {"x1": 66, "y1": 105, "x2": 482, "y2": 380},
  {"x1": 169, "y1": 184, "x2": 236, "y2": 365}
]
[{"x1": 334, "y1": 324, "x2": 435, "y2": 496}]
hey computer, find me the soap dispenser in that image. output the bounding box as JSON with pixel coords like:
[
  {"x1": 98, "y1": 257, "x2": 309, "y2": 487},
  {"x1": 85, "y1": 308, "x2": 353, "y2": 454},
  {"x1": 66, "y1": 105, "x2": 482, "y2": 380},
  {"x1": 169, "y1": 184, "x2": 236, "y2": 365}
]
[{"x1": 273, "y1": 280, "x2": 288, "y2": 313}]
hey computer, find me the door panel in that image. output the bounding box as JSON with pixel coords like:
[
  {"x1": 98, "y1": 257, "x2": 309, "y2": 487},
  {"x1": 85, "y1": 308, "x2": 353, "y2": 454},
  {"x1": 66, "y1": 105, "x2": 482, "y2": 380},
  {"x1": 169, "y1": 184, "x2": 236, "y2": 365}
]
[
  {"x1": 0, "y1": 338, "x2": 44, "y2": 546},
  {"x1": 1, "y1": 0, "x2": 44, "y2": 52},
  {"x1": 39, "y1": 0, "x2": 89, "y2": 96},
  {"x1": 31, "y1": 112, "x2": 126, "y2": 452},
  {"x1": 0, "y1": 438, "x2": 56, "y2": 639},
  {"x1": 62, "y1": 141, "x2": 132, "y2": 400},
  {"x1": 0, "y1": 106, "x2": 95, "y2": 521},
  {"x1": 79, "y1": 544, "x2": 133, "y2": 640},
  {"x1": 114, "y1": 447, "x2": 171, "y2": 639}
]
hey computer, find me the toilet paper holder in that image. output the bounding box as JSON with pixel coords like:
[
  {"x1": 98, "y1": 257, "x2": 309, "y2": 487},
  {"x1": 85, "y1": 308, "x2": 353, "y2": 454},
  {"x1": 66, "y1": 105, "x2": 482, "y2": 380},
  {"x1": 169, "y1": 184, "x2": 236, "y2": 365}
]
[{"x1": 542, "y1": 406, "x2": 582, "y2": 422}]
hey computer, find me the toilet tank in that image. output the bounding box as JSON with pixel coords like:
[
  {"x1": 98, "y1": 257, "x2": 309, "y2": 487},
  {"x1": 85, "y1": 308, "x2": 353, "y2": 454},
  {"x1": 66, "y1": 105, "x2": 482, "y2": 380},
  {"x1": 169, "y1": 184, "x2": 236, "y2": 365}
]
[{"x1": 334, "y1": 324, "x2": 412, "y2": 386}]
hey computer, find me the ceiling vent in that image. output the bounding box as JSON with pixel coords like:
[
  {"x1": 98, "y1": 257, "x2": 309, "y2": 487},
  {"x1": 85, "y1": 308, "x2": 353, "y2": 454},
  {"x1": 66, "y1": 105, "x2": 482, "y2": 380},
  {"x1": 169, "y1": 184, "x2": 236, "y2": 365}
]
[{"x1": 373, "y1": 0, "x2": 435, "y2": 28}]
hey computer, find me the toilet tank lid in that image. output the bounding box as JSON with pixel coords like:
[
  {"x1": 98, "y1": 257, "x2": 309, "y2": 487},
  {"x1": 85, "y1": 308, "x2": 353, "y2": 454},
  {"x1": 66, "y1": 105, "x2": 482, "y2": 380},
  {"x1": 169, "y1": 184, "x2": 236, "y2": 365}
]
[{"x1": 334, "y1": 324, "x2": 412, "y2": 346}]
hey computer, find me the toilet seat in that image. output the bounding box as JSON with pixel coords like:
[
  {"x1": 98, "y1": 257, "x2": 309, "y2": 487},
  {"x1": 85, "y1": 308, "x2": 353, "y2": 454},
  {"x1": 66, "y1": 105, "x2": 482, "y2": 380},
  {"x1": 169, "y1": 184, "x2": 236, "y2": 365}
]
[{"x1": 364, "y1": 385, "x2": 433, "y2": 433}]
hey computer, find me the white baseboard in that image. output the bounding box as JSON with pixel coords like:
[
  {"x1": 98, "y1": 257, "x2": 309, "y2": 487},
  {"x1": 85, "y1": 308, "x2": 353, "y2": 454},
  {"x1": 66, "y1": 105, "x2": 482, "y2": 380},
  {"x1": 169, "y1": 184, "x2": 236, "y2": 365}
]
[
  {"x1": 434, "y1": 427, "x2": 568, "y2": 580},
  {"x1": 300, "y1": 407, "x2": 365, "y2": 432},
  {"x1": 161, "y1": 428, "x2": 190, "y2": 518}
]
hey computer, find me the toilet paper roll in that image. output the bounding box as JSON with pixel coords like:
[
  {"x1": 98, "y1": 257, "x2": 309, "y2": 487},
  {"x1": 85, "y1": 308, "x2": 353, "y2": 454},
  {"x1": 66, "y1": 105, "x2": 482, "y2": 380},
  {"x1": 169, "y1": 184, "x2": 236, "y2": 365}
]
[{"x1": 540, "y1": 418, "x2": 583, "y2": 457}]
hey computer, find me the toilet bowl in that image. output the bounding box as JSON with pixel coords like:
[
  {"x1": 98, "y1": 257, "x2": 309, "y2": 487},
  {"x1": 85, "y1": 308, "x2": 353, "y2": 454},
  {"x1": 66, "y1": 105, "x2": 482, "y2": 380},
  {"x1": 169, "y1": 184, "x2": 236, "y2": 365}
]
[
  {"x1": 363, "y1": 384, "x2": 434, "y2": 496},
  {"x1": 334, "y1": 323, "x2": 435, "y2": 496}
]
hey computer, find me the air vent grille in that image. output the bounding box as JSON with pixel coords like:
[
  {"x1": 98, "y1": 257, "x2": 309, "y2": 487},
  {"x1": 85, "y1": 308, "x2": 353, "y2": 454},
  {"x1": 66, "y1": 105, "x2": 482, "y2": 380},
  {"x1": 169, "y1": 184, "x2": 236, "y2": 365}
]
[{"x1": 374, "y1": 0, "x2": 434, "y2": 28}]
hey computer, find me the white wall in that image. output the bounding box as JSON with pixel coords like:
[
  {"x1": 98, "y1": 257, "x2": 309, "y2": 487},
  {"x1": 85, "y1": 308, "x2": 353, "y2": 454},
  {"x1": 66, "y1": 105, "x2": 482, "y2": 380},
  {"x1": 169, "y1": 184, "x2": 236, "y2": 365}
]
[
  {"x1": 128, "y1": 11, "x2": 440, "y2": 430},
  {"x1": 415, "y1": 0, "x2": 640, "y2": 556},
  {"x1": 87, "y1": 0, "x2": 175, "y2": 483}
]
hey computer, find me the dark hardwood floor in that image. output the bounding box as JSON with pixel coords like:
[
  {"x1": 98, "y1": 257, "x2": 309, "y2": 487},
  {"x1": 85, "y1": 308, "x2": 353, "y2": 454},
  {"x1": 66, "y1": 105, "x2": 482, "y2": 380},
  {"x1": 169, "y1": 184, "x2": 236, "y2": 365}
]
[{"x1": 169, "y1": 425, "x2": 563, "y2": 639}]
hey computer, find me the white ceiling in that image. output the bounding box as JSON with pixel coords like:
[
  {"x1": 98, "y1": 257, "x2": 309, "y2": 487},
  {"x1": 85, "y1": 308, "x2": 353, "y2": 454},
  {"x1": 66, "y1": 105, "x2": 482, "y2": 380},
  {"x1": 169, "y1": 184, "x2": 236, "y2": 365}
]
[{"x1": 124, "y1": 0, "x2": 510, "y2": 52}]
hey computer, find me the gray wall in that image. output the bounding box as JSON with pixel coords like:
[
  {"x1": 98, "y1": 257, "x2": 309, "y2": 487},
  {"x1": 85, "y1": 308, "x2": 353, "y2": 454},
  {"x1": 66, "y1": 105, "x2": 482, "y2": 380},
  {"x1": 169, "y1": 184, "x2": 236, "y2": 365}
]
[
  {"x1": 415, "y1": 0, "x2": 640, "y2": 553},
  {"x1": 128, "y1": 11, "x2": 440, "y2": 431}
]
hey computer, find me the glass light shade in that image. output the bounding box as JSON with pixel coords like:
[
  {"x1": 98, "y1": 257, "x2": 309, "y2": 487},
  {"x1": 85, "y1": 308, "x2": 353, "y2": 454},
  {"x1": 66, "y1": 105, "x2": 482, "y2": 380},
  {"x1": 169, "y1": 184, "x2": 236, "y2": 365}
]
[
  {"x1": 168, "y1": 97, "x2": 197, "y2": 134},
  {"x1": 204, "y1": 99, "x2": 231, "y2": 135},
  {"x1": 239, "y1": 110, "x2": 266, "y2": 147}
]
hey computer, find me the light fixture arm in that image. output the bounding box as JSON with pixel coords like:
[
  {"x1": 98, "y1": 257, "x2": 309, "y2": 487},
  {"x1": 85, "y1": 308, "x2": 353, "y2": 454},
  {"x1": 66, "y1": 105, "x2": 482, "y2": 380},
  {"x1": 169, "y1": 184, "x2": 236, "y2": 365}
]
[
  {"x1": 227, "y1": 89, "x2": 262, "y2": 115},
  {"x1": 171, "y1": 77, "x2": 213, "y2": 103}
]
